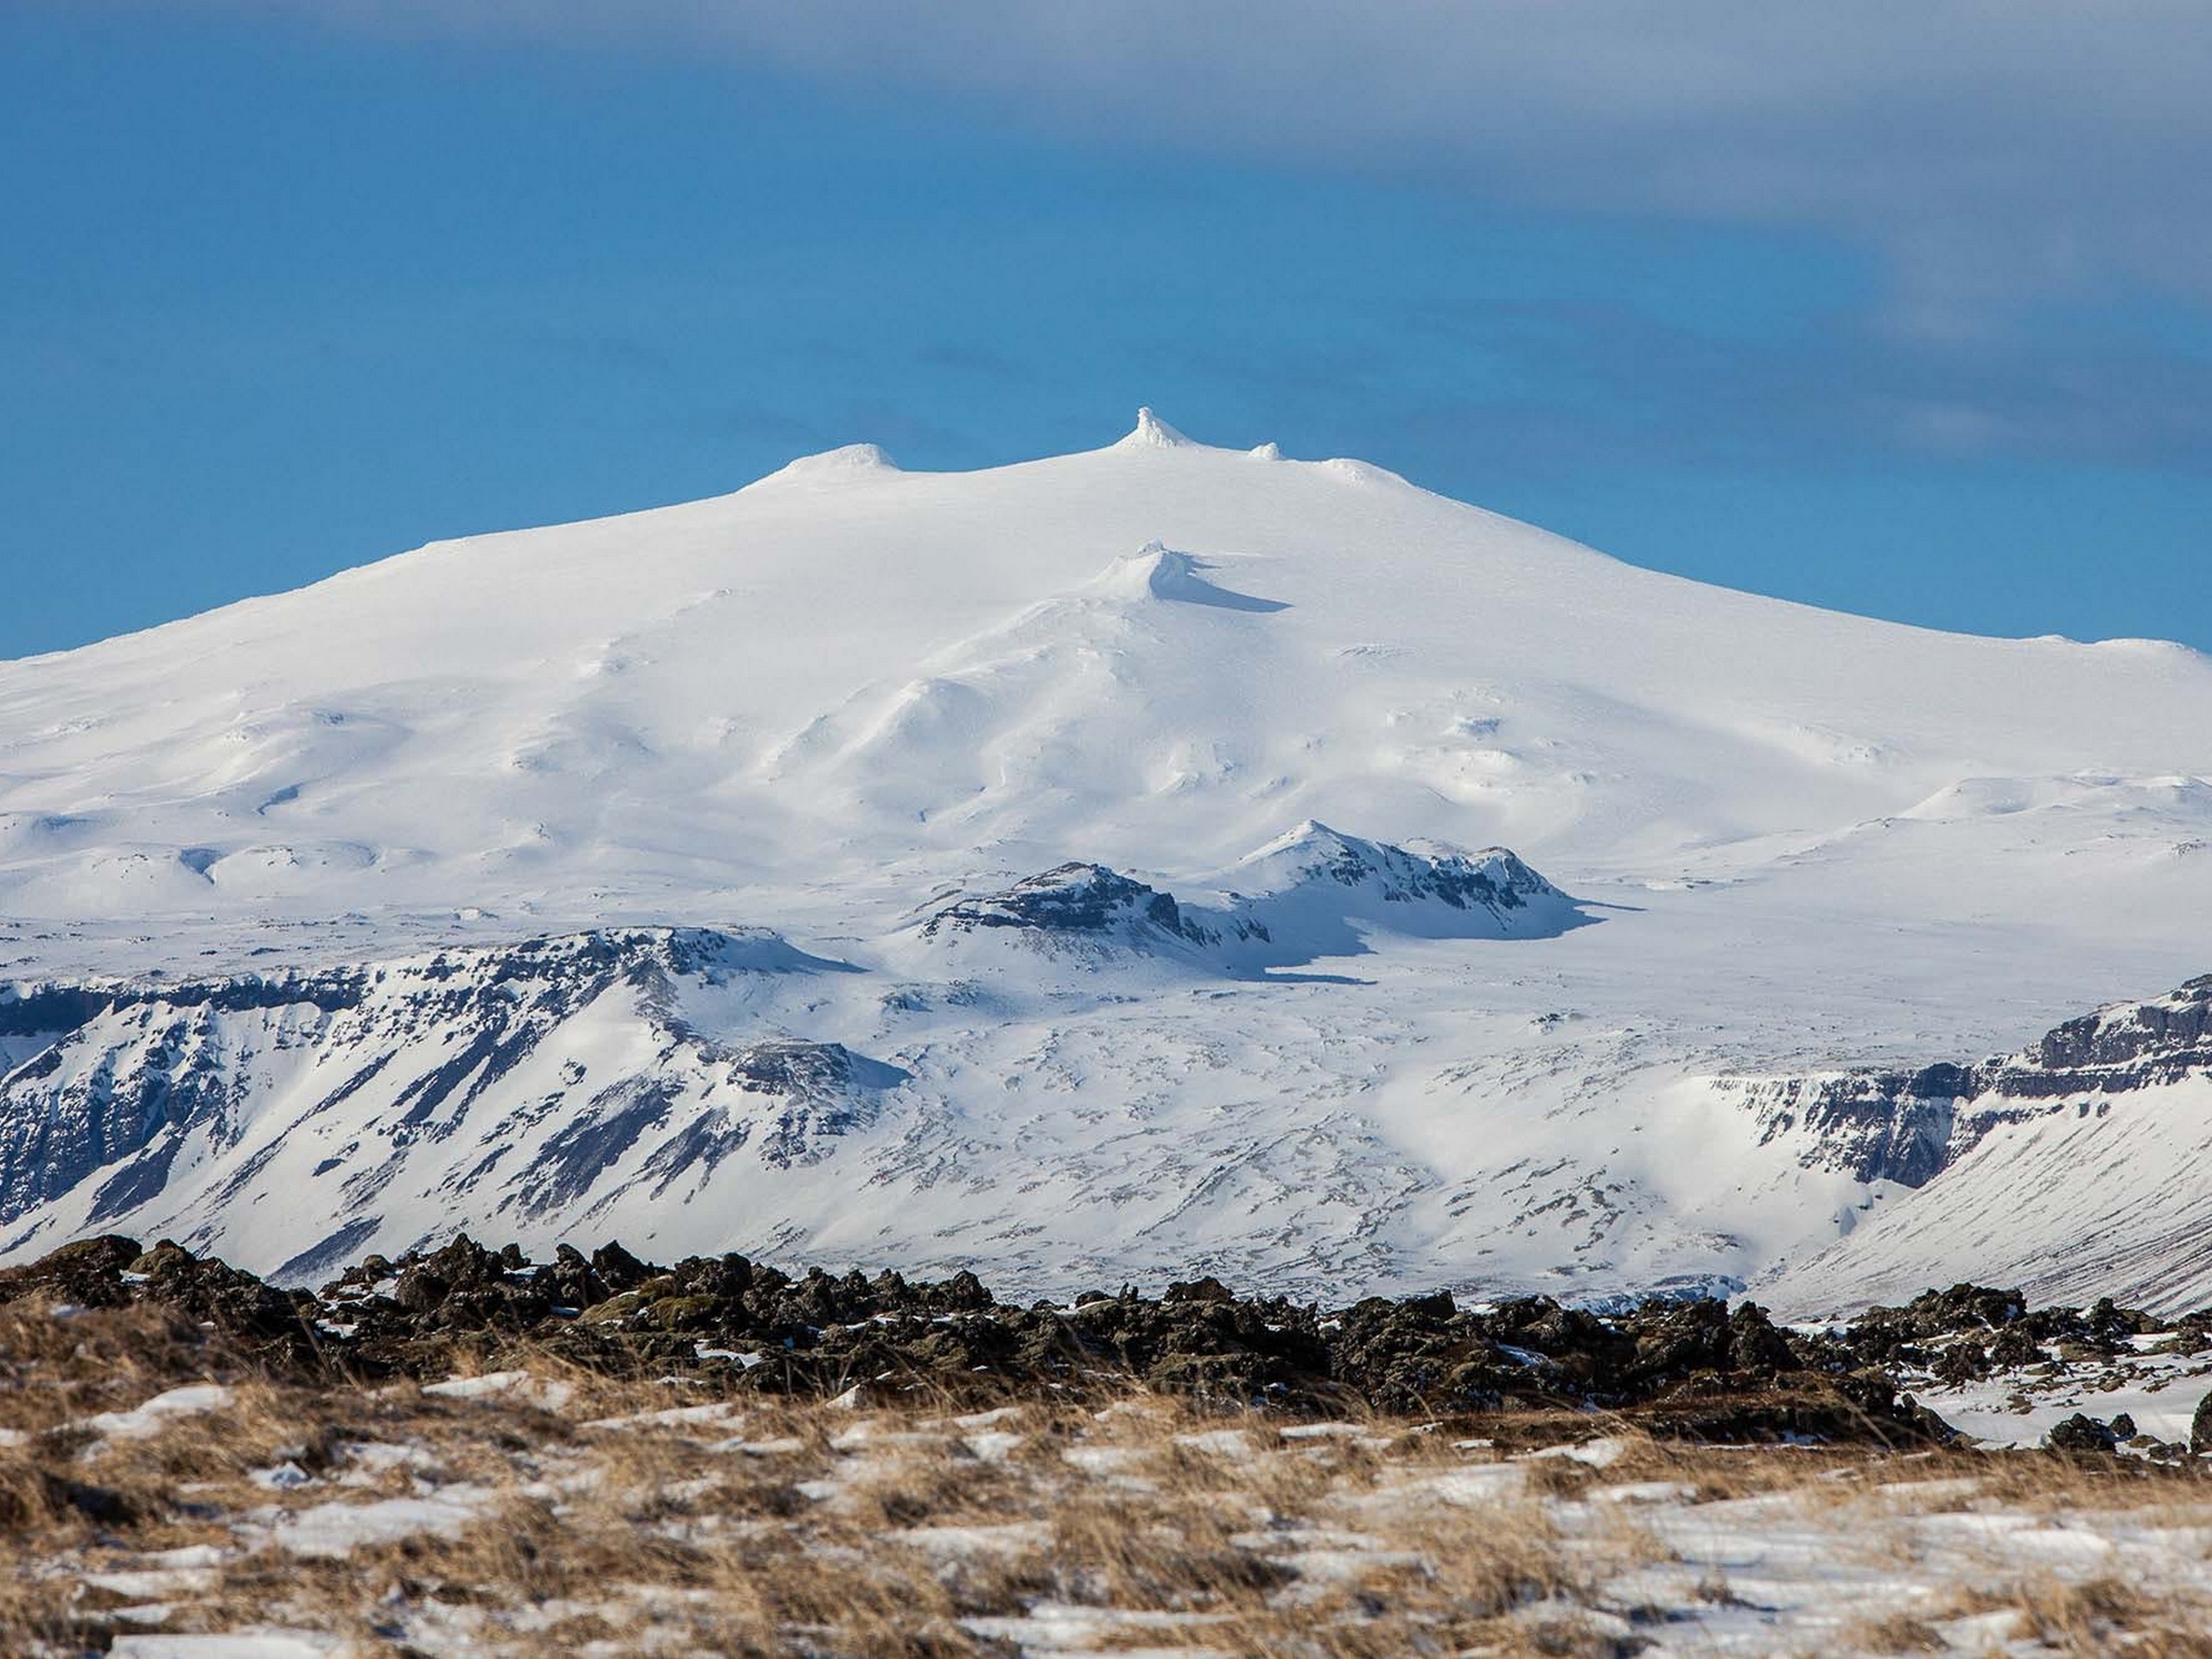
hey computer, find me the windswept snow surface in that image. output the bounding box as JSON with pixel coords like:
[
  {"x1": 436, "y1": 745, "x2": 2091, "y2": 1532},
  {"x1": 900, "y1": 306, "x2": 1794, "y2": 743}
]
[{"x1": 4, "y1": 412, "x2": 2212, "y2": 1306}]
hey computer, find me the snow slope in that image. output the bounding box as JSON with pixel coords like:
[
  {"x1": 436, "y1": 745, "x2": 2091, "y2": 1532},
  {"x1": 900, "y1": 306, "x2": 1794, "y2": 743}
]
[{"x1": 4, "y1": 410, "x2": 2212, "y2": 1304}]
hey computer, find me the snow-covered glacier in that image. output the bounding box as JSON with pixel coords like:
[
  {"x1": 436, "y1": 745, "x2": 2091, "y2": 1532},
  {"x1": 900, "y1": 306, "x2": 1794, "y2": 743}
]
[{"x1": 5, "y1": 410, "x2": 2212, "y2": 1307}]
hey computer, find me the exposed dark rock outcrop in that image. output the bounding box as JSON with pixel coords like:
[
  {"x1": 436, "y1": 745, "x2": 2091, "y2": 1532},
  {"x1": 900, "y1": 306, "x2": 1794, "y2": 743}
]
[
  {"x1": 922, "y1": 827, "x2": 1580, "y2": 966},
  {"x1": 1838, "y1": 1281, "x2": 2158, "y2": 1370},
  {"x1": 0, "y1": 1233, "x2": 1963, "y2": 1446},
  {"x1": 2047, "y1": 1412, "x2": 2122, "y2": 1453},
  {"x1": 923, "y1": 862, "x2": 1228, "y2": 950},
  {"x1": 1231, "y1": 821, "x2": 1563, "y2": 921},
  {"x1": 1725, "y1": 975, "x2": 2212, "y2": 1191}
]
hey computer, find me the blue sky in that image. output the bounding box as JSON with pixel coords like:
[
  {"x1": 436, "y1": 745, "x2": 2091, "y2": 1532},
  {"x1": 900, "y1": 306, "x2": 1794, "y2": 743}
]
[{"x1": 4, "y1": 3, "x2": 2209, "y2": 658}]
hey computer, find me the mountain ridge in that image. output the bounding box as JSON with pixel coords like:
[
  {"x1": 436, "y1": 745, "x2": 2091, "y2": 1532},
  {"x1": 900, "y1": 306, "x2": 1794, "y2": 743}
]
[{"x1": 6, "y1": 925, "x2": 2212, "y2": 1310}]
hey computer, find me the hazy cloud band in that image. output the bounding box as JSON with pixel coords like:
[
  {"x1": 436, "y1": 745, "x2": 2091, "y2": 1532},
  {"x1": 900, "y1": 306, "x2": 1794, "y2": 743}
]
[{"x1": 164, "y1": 0, "x2": 2212, "y2": 321}]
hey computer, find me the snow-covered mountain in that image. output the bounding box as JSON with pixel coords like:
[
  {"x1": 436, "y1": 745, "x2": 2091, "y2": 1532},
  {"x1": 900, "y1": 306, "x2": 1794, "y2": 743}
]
[{"x1": 4, "y1": 410, "x2": 2212, "y2": 1306}]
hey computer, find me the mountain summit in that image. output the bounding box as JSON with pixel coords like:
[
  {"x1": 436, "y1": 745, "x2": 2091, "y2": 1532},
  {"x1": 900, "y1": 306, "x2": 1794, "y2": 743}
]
[{"x1": 1119, "y1": 404, "x2": 1195, "y2": 448}]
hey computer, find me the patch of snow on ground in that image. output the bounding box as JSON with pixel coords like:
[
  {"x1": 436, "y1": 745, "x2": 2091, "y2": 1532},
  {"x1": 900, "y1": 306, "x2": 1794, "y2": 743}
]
[
  {"x1": 422, "y1": 1370, "x2": 576, "y2": 1411},
  {"x1": 256, "y1": 1486, "x2": 498, "y2": 1558},
  {"x1": 80, "y1": 1385, "x2": 235, "y2": 1442}
]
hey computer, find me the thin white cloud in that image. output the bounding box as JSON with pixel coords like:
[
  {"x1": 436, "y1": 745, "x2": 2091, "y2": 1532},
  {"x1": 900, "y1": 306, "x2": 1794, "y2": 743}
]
[{"x1": 173, "y1": 1, "x2": 2212, "y2": 320}]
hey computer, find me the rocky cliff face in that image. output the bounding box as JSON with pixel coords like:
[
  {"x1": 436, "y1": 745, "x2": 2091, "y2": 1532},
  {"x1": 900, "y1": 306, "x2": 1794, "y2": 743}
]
[
  {"x1": 1716, "y1": 977, "x2": 2212, "y2": 1192},
  {"x1": 2010, "y1": 977, "x2": 2212, "y2": 1092},
  {"x1": 0, "y1": 930, "x2": 906, "y2": 1278}
]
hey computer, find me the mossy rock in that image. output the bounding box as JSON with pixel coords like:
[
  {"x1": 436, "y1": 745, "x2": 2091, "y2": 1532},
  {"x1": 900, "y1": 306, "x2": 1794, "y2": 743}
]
[
  {"x1": 639, "y1": 1294, "x2": 722, "y2": 1331},
  {"x1": 580, "y1": 1290, "x2": 650, "y2": 1325}
]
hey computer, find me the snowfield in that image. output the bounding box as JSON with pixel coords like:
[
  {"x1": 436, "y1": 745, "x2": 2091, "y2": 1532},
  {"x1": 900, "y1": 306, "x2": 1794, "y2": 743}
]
[{"x1": 4, "y1": 410, "x2": 2212, "y2": 1309}]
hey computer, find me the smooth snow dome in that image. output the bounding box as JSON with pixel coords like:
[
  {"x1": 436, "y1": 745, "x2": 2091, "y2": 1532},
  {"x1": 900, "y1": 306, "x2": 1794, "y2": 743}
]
[
  {"x1": 5, "y1": 407, "x2": 2209, "y2": 944},
  {"x1": 5, "y1": 410, "x2": 2212, "y2": 1306}
]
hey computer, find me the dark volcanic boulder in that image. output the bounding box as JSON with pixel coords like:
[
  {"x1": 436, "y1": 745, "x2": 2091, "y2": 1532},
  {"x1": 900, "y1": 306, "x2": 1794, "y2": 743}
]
[
  {"x1": 125, "y1": 1239, "x2": 322, "y2": 1364},
  {"x1": 0, "y1": 1233, "x2": 324, "y2": 1377},
  {"x1": 2047, "y1": 1413, "x2": 2120, "y2": 1453},
  {"x1": 1332, "y1": 1294, "x2": 1513, "y2": 1412},
  {"x1": 0, "y1": 1233, "x2": 143, "y2": 1308},
  {"x1": 1932, "y1": 1340, "x2": 1989, "y2": 1385},
  {"x1": 1845, "y1": 1283, "x2": 2028, "y2": 1365}
]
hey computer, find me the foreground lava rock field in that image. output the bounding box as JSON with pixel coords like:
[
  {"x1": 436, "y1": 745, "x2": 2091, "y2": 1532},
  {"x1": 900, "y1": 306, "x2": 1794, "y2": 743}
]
[{"x1": 9, "y1": 1233, "x2": 2212, "y2": 1452}]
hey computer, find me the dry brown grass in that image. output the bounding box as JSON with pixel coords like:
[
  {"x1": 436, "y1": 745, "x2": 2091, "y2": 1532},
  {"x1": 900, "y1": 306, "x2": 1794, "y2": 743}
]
[
  {"x1": 1840, "y1": 1608, "x2": 1948, "y2": 1652},
  {"x1": 5, "y1": 1340, "x2": 2212, "y2": 1656}
]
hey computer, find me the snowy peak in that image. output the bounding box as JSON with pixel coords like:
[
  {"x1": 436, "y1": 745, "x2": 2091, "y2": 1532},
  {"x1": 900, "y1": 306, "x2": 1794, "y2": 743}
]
[
  {"x1": 757, "y1": 442, "x2": 900, "y2": 484},
  {"x1": 7, "y1": 402, "x2": 2211, "y2": 943},
  {"x1": 1116, "y1": 406, "x2": 1196, "y2": 449}
]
